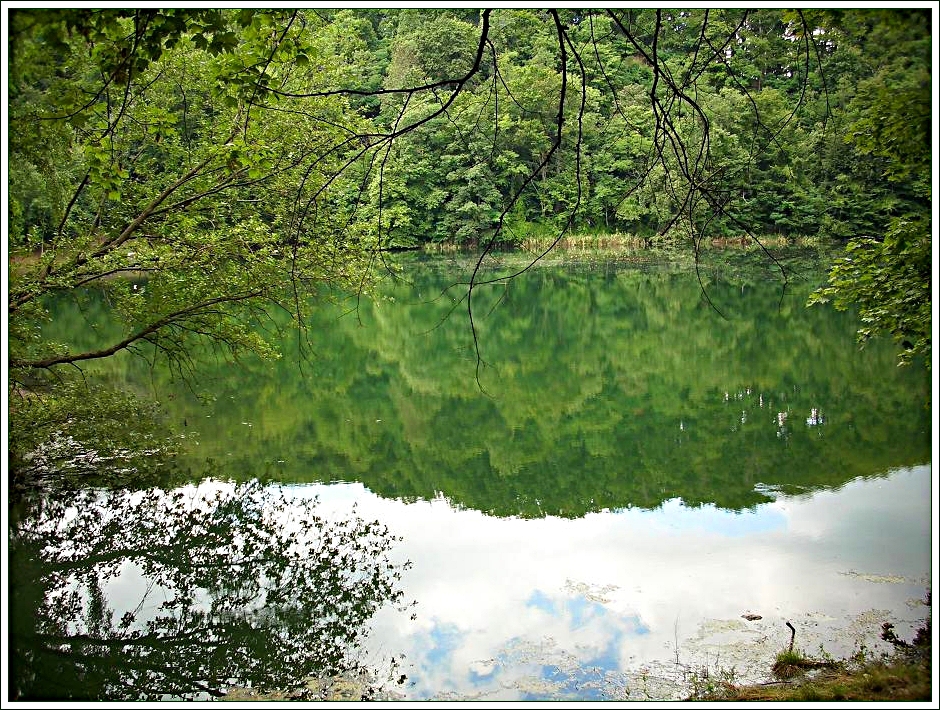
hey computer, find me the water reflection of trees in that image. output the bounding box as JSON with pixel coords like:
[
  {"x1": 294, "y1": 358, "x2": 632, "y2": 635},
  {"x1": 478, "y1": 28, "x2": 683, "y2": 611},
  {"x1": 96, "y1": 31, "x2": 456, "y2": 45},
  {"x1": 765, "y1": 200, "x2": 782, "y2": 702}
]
[
  {"x1": 43, "y1": 260, "x2": 931, "y2": 518},
  {"x1": 9, "y1": 481, "x2": 412, "y2": 701},
  {"x1": 170, "y1": 265, "x2": 927, "y2": 517}
]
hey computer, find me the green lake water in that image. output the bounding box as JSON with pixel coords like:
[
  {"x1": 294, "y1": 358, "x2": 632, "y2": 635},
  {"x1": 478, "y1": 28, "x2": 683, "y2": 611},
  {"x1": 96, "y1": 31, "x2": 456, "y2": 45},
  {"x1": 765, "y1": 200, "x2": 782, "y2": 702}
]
[{"x1": 9, "y1": 251, "x2": 933, "y2": 700}]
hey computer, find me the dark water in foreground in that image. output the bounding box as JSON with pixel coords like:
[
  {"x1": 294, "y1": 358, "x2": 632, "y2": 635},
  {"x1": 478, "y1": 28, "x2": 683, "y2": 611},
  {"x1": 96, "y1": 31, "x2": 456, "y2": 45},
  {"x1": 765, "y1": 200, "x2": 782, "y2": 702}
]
[{"x1": 10, "y1": 253, "x2": 933, "y2": 700}]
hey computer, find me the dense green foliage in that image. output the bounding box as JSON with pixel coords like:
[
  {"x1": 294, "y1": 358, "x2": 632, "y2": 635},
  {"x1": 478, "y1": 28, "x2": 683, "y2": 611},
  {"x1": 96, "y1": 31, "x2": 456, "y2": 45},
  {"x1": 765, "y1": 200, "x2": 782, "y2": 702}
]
[
  {"x1": 804, "y1": 11, "x2": 931, "y2": 366},
  {"x1": 5, "y1": 8, "x2": 932, "y2": 481},
  {"x1": 8, "y1": 9, "x2": 374, "y2": 374}
]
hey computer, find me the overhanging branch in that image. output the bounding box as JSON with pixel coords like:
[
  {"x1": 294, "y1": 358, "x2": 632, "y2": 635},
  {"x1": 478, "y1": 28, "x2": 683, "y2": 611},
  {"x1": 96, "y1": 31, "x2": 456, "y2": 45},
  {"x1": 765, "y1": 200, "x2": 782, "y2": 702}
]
[{"x1": 9, "y1": 291, "x2": 264, "y2": 370}]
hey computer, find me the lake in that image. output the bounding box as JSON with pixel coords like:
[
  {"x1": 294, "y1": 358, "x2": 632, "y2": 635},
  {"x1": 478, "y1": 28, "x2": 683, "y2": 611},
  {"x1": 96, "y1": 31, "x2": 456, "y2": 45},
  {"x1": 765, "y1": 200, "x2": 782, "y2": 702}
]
[{"x1": 9, "y1": 250, "x2": 933, "y2": 700}]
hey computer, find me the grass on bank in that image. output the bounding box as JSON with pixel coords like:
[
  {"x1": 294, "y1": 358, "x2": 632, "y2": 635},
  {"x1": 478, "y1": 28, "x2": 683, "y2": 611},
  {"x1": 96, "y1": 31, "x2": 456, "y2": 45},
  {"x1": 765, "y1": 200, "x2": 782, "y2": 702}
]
[
  {"x1": 517, "y1": 231, "x2": 807, "y2": 253},
  {"x1": 713, "y1": 653, "x2": 932, "y2": 701},
  {"x1": 770, "y1": 647, "x2": 837, "y2": 680},
  {"x1": 691, "y1": 598, "x2": 933, "y2": 702},
  {"x1": 423, "y1": 230, "x2": 816, "y2": 255}
]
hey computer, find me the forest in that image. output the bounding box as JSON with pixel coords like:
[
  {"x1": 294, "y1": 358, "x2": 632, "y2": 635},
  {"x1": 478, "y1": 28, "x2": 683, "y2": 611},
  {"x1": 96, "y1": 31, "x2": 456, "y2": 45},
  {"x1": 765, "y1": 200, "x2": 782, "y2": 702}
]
[{"x1": 8, "y1": 7, "x2": 932, "y2": 487}]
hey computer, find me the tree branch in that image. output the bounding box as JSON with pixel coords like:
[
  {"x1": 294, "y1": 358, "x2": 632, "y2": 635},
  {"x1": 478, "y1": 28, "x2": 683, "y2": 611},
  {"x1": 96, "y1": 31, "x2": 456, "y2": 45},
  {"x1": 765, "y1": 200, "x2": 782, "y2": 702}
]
[{"x1": 10, "y1": 291, "x2": 264, "y2": 370}]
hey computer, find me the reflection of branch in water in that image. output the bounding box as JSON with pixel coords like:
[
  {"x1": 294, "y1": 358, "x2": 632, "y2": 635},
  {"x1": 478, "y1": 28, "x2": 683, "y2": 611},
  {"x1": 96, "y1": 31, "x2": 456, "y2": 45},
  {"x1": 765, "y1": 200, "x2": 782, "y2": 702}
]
[{"x1": 9, "y1": 481, "x2": 413, "y2": 701}]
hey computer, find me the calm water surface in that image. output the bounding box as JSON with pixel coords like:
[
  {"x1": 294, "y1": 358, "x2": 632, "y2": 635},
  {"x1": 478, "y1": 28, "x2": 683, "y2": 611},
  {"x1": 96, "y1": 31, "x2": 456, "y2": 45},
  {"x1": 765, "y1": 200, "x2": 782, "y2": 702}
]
[{"x1": 11, "y1": 253, "x2": 933, "y2": 700}]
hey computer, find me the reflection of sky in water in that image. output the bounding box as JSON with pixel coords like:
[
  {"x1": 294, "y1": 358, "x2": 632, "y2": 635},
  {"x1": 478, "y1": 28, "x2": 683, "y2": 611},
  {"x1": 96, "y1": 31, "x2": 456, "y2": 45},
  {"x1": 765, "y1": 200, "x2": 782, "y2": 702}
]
[
  {"x1": 425, "y1": 622, "x2": 463, "y2": 668},
  {"x1": 636, "y1": 497, "x2": 788, "y2": 537},
  {"x1": 313, "y1": 465, "x2": 933, "y2": 700},
  {"x1": 94, "y1": 465, "x2": 932, "y2": 700}
]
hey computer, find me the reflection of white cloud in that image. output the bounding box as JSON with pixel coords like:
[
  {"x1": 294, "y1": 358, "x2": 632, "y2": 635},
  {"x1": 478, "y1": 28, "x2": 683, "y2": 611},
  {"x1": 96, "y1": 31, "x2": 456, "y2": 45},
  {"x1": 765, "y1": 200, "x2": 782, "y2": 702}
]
[
  {"x1": 322, "y1": 466, "x2": 932, "y2": 699},
  {"x1": 766, "y1": 469, "x2": 933, "y2": 575},
  {"x1": 96, "y1": 466, "x2": 932, "y2": 701}
]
